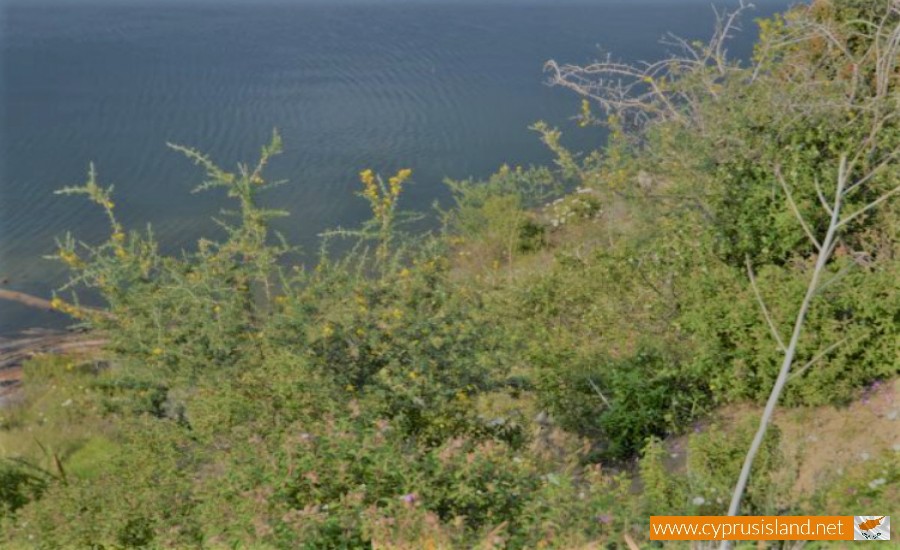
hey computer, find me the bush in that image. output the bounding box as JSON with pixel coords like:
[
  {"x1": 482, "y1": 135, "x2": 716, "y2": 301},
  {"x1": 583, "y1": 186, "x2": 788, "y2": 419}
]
[
  {"x1": 0, "y1": 462, "x2": 47, "y2": 519},
  {"x1": 535, "y1": 346, "x2": 708, "y2": 461},
  {"x1": 686, "y1": 420, "x2": 783, "y2": 515},
  {"x1": 442, "y1": 163, "x2": 561, "y2": 263}
]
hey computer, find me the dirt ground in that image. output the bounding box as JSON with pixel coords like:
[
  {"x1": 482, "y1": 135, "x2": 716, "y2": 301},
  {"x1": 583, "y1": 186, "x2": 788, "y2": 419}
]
[
  {"x1": 773, "y1": 378, "x2": 899, "y2": 495},
  {"x1": 664, "y1": 378, "x2": 899, "y2": 499}
]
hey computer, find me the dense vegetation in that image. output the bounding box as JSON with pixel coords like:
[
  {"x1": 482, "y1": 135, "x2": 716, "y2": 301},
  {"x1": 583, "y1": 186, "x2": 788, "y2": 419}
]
[{"x1": 1, "y1": 1, "x2": 898, "y2": 547}]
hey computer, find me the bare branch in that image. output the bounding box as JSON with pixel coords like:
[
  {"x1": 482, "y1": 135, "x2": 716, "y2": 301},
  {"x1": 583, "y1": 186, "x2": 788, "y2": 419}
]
[
  {"x1": 775, "y1": 165, "x2": 822, "y2": 251},
  {"x1": 812, "y1": 176, "x2": 833, "y2": 216},
  {"x1": 724, "y1": 154, "x2": 847, "y2": 529},
  {"x1": 843, "y1": 146, "x2": 900, "y2": 196},
  {"x1": 710, "y1": 0, "x2": 749, "y2": 74},
  {"x1": 587, "y1": 377, "x2": 612, "y2": 409},
  {"x1": 788, "y1": 336, "x2": 851, "y2": 381},
  {"x1": 815, "y1": 260, "x2": 856, "y2": 296},
  {"x1": 545, "y1": 1, "x2": 754, "y2": 131},
  {"x1": 839, "y1": 183, "x2": 900, "y2": 228},
  {"x1": 745, "y1": 256, "x2": 786, "y2": 353}
]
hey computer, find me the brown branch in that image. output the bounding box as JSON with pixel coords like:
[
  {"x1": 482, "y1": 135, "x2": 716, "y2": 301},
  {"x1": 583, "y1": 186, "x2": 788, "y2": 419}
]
[
  {"x1": 0, "y1": 289, "x2": 55, "y2": 311},
  {"x1": 0, "y1": 289, "x2": 114, "y2": 319}
]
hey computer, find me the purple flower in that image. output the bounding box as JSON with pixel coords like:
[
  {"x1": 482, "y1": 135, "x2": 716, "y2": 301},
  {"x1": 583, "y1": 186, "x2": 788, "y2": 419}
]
[
  {"x1": 597, "y1": 514, "x2": 613, "y2": 524},
  {"x1": 400, "y1": 493, "x2": 418, "y2": 505}
]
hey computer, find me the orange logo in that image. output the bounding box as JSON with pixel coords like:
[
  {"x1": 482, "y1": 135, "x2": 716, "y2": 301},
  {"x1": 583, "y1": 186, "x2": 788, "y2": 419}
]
[{"x1": 858, "y1": 517, "x2": 885, "y2": 531}]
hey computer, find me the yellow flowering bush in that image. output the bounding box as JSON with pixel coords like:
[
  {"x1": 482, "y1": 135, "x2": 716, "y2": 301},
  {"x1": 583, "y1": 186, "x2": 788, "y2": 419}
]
[{"x1": 357, "y1": 167, "x2": 413, "y2": 262}]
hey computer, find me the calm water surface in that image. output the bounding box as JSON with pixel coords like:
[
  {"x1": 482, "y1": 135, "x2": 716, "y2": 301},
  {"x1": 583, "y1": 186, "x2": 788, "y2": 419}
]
[{"x1": 0, "y1": 0, "x2": 788, "y2": 334}]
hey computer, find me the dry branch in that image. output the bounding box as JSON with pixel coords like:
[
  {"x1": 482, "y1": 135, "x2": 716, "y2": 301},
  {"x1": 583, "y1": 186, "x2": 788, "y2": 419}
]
[
  {"x1": 0, "y1": 288, "x2": 114, "y2": 319},
  {"x1": 0, "y1": 289, "x2": 55, "y2": 311}
]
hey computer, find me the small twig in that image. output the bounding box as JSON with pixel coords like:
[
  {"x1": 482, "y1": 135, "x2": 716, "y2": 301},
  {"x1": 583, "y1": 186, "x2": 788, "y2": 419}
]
[
  {"x1": 745, "y1": 256, "x2": 786, "y2": 352},
  {"x1": 812, "y1": 176, "x2": 833, "y2": 216},
  {"x1": 587, "y1": 377, "x2": 612, "y2": 409},
  {"x1": 838, "y1": 183, "x2": 900, "y2": 228},
  {"x1": 775, "y1": 165, "x2": 822, "y2": 251},
  {"x1": 788, "y1": 336, "x2": 851, "y2": 381},
  {"x1": 814, "y1": 261, "x2": 856, "y2": 295}
]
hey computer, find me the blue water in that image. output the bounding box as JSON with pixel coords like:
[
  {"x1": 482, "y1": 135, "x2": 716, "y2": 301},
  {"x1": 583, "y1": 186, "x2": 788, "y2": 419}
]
[{"x1": 0, "y1": 0, "x2": 788, "y2": 334}]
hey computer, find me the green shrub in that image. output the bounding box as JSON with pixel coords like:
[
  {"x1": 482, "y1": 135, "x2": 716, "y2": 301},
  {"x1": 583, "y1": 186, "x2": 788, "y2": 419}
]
[
  {"x1": 639, "y1": 437, "x2": 688, "y2": 516},
  {"x1": 0, "y1": 462, "x2": 48, "y2": 519},
  {"x1": 7, "y1": 419, "x2": 203, "y2": 548},
  {"x1": 422, "y1": 439, "x2": 538, "y2": 533},
  {"x1": 686, "y1": 419, "x2": 783, "y2": 515},
  {"x1": 535, "y1": 346, "x2": 708, "y2": 461},
  {"x1": 442, "y1": 163, "x2": 561, "y2": 263},
  {"x1": 679, "y1": 256, "x2": 900, "y2": 406}
]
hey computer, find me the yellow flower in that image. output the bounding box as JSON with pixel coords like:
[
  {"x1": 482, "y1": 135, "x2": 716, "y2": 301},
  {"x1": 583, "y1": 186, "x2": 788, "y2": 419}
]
[
  {"x1": 58, "y1": 250, "x2": 83, "y2": 268},
  {"x1": 359, "y1": 169, "x2": 375, "y2": 186},
  {"x1": 399, "y1": 268, "x2": 411, "y2": 278},
  {"x1": 111, "y1": 231, "x2": 125, "y2": 243},
  {"x1": 213, "y1": 305, "x2": 222, "y2": 314},
  {"x1": 323, "y1": 324, "x2": 335, "y2": 338},
  {"x1": 388, "y1": 178, "x2": 401, "y2": 197},
  {"x1": 151, "y1": 347, "x2": 163, "y2": 356},
  {"x1": 579, "y1": 98, "x2": 592, "y2": 127},
  {"x1": 114, "y1": 247, "x2": 128, "y2": 259},
  {"x1": 389, "y1": 168, "x2": 412, "y2": 197},
  {"x1": 50, "y1": 297, "x2": 83, "y2": 318}
]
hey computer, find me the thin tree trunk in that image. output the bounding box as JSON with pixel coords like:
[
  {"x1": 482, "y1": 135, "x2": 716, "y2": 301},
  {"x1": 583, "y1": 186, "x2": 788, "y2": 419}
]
[{"x1": 719, "y1": 166, "x2": 845, "y2": 549}]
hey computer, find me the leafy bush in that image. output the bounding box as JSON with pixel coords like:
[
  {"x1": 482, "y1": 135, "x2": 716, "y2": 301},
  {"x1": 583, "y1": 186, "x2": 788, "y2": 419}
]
[
  {"x1": 535, "y1": 346, "x2": 708, "y2": 461},
  {"x1": 7, "y1": 419, "x2": 202, "y2": 548},
  {"x1": 686, "y1": 420, "x2": 783, "y2": 515},
  {"x1": 442, "y1": 163, "x2": 561, "y2": 263},
  {"x1": 0, "y1": 462, "x2": 48, "y2": 519}
]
